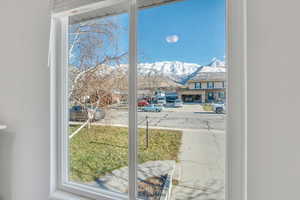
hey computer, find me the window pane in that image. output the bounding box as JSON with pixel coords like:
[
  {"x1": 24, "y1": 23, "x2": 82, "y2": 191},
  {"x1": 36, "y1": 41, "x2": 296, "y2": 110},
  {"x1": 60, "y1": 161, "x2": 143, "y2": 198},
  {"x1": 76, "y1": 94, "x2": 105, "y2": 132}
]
[
  {"x1": 137, "y1": 0, "x2": 226, "y2": 199},
  {"x1": 67, "y1": 3, "x2": 130, "y2": 195},
  {"x1": 195, "y1": 82, "x2": 201, "y2": 89}
]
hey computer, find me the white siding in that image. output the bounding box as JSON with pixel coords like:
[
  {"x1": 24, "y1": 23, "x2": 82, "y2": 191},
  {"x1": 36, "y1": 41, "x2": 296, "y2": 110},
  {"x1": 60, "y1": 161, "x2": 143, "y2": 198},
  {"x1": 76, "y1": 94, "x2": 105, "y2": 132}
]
[
  {"x1": 188, "y1": 82, "x2": 195, "y2": 89},
  {"x1": 214, "y1": 81, "x2": 223, "y2": 88}
]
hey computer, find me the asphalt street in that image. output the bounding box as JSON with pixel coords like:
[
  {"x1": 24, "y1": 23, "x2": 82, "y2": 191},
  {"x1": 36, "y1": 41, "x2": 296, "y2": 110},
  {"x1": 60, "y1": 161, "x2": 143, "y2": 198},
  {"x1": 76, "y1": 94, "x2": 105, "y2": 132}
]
[{"x1": 102, "y1": 104, "x2": 226, "y2": 131}]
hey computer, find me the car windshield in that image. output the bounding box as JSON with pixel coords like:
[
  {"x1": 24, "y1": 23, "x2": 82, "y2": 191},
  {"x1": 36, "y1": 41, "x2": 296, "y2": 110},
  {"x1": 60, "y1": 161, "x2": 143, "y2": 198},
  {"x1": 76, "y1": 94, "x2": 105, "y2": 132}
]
[{"x1": 72, "y1": 106, "x2": 82, "y2": 111}]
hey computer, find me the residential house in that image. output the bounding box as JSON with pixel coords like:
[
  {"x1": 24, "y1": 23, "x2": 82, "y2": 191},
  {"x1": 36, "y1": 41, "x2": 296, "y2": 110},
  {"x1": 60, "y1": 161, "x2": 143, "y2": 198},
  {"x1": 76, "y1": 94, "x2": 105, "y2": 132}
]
[{"x1": 178, "y1": 66, "x2": 226, "y2": 103}]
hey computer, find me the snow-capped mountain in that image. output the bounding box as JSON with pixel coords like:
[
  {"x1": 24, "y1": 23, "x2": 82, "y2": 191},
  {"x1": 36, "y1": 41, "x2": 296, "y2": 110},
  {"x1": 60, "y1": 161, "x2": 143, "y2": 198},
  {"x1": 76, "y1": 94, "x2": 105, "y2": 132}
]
[
  {"x1": 136, "y1": 59, "x2": 226, "y2": 84},
  {"x1": 208, "y1": 57, "x2": 226, "y2": 67},
  {"x1": 138, "y1": 61, "x2": 201, "y2": 76},
  {"x1": 137, "y1": 61, "x2": 201, "y2": 84},
  {"x1": 70, "y1": 58, "x2": 226, "y2": 86}
]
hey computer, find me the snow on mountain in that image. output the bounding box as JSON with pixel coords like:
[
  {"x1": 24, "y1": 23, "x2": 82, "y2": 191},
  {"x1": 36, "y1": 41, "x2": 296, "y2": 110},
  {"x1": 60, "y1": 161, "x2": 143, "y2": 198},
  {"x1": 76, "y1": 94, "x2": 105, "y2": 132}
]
[
  {"x1": 200, "y1": 65, "x2": 226, "y2": 73},
  {"x1": 71, "y1": 58, "x2": 226, "y2": 86},
  {"x1": 137, "y1": 59, "x2": 226, "y2": 84},
  {"x1": 208, "y1": 57, "x2": 226, "y2": 67},
  {"x1": 137, "y1": 61, "x2": 201, "y2": 83},
  {"x1": 138, "y1": 61, "x2": 201, "y2": 76}
]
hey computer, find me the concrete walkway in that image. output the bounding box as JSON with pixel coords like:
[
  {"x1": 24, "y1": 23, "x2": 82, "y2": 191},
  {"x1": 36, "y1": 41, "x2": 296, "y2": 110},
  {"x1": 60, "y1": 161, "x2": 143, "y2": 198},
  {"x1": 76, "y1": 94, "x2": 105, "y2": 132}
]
[
  {"x1": 87, "y1": 160, "x2": 176, "y2": 195},
  {"x1": 171, "y1": 129, "x2": 225, "y2": 200}
]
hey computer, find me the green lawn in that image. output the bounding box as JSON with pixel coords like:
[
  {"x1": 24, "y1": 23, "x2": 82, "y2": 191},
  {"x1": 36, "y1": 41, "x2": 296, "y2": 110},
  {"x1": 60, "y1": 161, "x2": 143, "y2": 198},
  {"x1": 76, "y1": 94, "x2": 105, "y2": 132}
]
[
  {"x1": 69, "y1": 125, "x2": 182, "y2": 183},
  {"x1": 202, "y1": 104, "x2": 213, "y2": 111}
]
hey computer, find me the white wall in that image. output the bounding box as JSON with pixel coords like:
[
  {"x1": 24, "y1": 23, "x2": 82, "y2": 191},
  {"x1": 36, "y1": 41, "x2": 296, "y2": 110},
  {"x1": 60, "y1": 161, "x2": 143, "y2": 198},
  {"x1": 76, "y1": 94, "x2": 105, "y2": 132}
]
[
  {"x1": 0, "y1": 0, "x2": 50, "y2": 200},
  {"x1": 247, "y1": 0, "x2": 300, "y2": 199},
  {"x1": 0, "y1": 0, "x2": 300, "y2": 200}
]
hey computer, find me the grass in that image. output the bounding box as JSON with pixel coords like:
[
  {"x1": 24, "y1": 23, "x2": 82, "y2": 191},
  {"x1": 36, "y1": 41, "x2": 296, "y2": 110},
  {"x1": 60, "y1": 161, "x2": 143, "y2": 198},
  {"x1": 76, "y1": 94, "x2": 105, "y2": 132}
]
[
  {"x1": 202, "y1": 104, "x2": 213, "y2": 111},
  {"x1": 69, "y1": 125, "x2": 182, "y2": 183}
]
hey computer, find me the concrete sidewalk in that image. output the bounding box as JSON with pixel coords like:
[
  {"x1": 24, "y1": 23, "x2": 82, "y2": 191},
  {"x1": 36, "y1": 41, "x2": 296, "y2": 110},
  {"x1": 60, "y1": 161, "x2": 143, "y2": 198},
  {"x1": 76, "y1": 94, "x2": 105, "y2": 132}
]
[
  {"x1": 86, "y1": 160, "x2": 175, "y2": 195},
  {"x1": 171, "y1": 129, "x2": 225, "y2": 200}
]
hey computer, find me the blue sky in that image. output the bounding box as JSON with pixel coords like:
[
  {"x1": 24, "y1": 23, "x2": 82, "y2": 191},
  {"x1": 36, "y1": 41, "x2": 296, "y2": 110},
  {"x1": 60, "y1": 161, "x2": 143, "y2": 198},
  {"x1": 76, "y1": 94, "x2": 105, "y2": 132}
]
[
  {"x1": 69, "y1": 0, "x2": 225, "y2": 66},
  {"x1": 137, "y1": 0, "x2": 226, "y2": 64}
]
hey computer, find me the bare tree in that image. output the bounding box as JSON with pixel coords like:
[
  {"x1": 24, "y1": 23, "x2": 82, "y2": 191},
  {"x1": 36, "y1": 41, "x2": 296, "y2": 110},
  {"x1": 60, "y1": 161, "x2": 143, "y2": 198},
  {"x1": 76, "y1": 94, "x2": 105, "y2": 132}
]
[{"x1": 68, "y1": 17, "x2": 128, "y2": 132}]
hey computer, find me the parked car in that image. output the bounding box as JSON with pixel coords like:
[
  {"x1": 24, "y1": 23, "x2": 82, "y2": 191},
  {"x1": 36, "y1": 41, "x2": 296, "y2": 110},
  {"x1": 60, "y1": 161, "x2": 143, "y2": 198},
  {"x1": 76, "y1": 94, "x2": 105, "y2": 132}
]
[
  {"x1": 173, "y1": 99, "x2": 183, "y2": 107},
  {"x1": 138, "y1": 100, "x2": 149, "y2": 107},
  {"x1": 141, "y1": 104, "x2": 163, "y2": 112},
  {"x1": 119, "y1": 100, "x2": 128, "y2": 105},
  {"x1": 157, "y1": 97, "x2": 166, "y2": 105},
  {"x1": 212, "y1": 103, "x2": 226, "y2": 114},
  {"x1": 69, "y1": 105, "x2": 105, "y2": 122}
]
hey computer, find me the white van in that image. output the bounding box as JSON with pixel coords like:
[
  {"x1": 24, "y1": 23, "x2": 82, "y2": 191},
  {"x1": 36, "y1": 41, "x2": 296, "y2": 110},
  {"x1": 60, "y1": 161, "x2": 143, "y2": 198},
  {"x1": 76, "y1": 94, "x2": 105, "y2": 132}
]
[{"x1": 157, "y1": 97, "x2": 166, "y2": 105}]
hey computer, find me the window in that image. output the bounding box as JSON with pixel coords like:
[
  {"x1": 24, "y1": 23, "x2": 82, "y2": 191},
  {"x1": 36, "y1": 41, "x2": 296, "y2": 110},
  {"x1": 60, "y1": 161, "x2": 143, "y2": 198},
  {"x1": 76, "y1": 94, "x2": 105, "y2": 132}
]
[
  {"x1": 208, "y1": 92, "x2": 214, "y2": 101},
  {"x1": 214, "y1": 81, "x2": 224, "y2": 88},
  {"x1": 195, "y1": 82, "x2": 201, "y2": 89},
  {"x1": 207, "y1": 81, "x2": 214, "y2": 89},
  {"x1": 219, "y1": 91, "x2": 225, "y2": 98},
  {"x1": 50, "y1": 0, "x2": 247, "y2": 200}
]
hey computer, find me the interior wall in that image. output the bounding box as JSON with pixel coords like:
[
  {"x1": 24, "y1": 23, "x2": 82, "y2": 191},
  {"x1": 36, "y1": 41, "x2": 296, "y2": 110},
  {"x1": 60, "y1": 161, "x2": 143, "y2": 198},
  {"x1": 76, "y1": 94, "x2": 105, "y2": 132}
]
[
  {"x1": 247, "y1": 0, "x2": 300, "y2": 199},
  {"x1": 0, "y1": 0, "x2": 50, "y2": 200},
  {"x1": 0, "y1": 0, "x2": 299, "y2": 200}
]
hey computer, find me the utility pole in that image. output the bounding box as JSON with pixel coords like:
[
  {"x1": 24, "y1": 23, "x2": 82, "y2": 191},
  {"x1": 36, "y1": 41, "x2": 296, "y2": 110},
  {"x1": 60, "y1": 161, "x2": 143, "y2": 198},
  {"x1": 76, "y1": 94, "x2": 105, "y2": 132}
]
[{"x1": 146, "y1": 115, "x2": 149, "y2": 149}]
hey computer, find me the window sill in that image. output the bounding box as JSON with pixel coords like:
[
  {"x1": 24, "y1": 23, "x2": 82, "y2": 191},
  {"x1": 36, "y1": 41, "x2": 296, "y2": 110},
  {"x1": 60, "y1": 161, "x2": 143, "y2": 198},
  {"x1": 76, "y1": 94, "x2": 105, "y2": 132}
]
[
  {"x1": 49, "y1": 188, "x2": 125, "y2": 200},
  {"x1": 49, "y1": 191, "x2": 85, "y2": 200},
  {"x1": 49, "y1": 190, "x2": 116, "y2": 200}
]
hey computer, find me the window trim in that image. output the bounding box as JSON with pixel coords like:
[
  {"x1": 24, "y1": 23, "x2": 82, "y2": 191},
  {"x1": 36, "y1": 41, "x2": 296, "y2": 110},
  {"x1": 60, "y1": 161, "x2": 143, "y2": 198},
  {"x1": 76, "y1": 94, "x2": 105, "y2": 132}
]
[
  {"x1": 128, "y1": 0, "x2": 138, "y2": 198},
  {"x1": 49, "y1": 0, "x2": 248, "y2": 199},
  {"x1": 50, "y1": 1, "x2": 132, "y2": 200},
  {"x1": 226, "y1": 0, "x2": 248, "y2": 199}
]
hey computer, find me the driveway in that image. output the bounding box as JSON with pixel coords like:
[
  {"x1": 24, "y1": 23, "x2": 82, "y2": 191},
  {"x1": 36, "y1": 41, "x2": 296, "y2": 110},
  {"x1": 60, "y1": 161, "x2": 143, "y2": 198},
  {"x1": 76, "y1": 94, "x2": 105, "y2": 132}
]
[{"x1": 171, "y1": 129, "x2": 225, "y2": 200}]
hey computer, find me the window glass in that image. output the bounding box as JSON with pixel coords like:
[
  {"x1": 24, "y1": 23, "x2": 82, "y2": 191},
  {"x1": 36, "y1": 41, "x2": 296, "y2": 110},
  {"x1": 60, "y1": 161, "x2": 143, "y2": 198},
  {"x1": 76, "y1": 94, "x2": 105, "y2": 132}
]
[
  {"x1": 195, "y1": 82, "x2": 201, "y2": 89},
  {"x1": 137, "y1": 0, "x2": 226, "y2": 199},
  {"x1": 207, "y1": 81, "x2": 214, "y2": 88},
  {"x1": 61, "y1": 0, "x2": 226, "y2": 199},
  {"x1": 68, "y1": 8, "x2": 130, "y2": 195}
]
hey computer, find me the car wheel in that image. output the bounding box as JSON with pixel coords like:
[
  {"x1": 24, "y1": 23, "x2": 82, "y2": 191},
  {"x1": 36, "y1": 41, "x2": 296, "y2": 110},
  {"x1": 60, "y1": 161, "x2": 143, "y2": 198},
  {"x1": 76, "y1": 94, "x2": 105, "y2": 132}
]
[{"x1": 216, "y1": 107, "x2": 223, "y2": 114}]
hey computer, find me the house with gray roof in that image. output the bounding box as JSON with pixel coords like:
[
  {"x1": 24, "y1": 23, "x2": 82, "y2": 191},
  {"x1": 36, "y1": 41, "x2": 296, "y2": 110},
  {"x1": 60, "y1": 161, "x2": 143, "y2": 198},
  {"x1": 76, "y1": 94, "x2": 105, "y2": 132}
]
[{"x1": 177, "y1": 65, "x2": 226, "y2": 103}]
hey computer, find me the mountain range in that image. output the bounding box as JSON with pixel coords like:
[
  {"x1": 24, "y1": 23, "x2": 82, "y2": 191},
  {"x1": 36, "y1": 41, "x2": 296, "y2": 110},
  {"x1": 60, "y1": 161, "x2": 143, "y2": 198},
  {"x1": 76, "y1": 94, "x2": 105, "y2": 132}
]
[
  {"x1": 70, "y1": 58, "x2": 226, "y2": 86},
  {"x1": 136, "y1": 58, "x2": 226, "y2": 84}
]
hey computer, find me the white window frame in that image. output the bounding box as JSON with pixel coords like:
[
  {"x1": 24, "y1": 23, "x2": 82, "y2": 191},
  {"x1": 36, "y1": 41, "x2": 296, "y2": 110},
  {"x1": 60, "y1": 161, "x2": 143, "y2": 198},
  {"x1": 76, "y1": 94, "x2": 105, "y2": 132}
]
[{"x1": 49, "y1": 0, "x2": 248, "y2": 199}]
